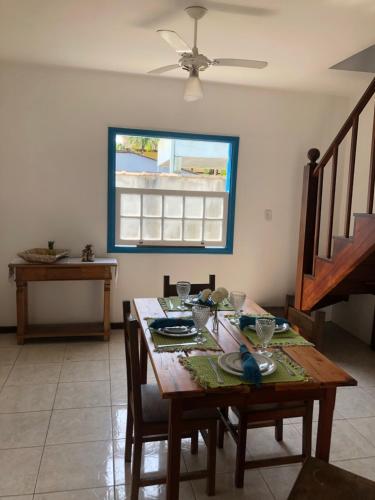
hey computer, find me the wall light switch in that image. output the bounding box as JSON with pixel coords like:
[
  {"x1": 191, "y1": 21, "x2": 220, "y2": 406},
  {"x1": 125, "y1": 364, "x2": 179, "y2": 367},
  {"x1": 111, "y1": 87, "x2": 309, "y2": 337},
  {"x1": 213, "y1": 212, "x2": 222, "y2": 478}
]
[{"x1": 265, "y1": 209, "x2": 272, "y2": 221}]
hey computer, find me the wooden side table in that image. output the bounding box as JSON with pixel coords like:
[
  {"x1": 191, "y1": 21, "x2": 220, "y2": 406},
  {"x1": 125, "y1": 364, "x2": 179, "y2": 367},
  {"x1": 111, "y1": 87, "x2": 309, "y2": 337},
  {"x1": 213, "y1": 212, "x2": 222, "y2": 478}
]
[{"x1": 8, "y1": 257, "x2": 118, "y2": 345}]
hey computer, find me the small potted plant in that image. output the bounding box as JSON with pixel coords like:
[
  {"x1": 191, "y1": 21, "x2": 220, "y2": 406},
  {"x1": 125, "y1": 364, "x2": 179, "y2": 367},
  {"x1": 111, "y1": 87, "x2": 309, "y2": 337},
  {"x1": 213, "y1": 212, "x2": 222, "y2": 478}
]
[{"x1": 198, "y1": 287, "x2": 229, "y2": 334}]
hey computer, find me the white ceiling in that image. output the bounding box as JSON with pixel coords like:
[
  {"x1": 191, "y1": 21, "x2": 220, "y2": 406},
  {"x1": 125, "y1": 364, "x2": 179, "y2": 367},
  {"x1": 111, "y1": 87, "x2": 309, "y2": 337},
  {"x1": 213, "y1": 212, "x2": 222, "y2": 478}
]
[{"x1": 0, "y1": 0, "x2": 374, "y2": 95}]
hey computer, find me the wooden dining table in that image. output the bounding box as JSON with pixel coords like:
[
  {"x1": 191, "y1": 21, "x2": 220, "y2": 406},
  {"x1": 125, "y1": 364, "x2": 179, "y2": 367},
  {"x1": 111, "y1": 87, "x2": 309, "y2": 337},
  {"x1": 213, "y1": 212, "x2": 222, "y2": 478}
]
[{"x1": 133, "y1": 297, "x2": 356, "y2": 500}]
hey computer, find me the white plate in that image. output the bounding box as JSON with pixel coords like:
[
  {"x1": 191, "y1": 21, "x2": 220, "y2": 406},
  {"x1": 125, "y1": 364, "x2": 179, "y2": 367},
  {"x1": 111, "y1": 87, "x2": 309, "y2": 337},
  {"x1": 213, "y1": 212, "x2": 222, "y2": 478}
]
[
  {"x1": 218, "y1": 352, "x2": 277, "y2": 377},
  {"x1": 247, "y1": 322, "x2": 289, "y2": 333},
  {"x1": 156, "y1": 326, "x2": 197, "y2": 338},
  {"x1": 184, "y1": 296, "x2": 201, "y2": 307}
]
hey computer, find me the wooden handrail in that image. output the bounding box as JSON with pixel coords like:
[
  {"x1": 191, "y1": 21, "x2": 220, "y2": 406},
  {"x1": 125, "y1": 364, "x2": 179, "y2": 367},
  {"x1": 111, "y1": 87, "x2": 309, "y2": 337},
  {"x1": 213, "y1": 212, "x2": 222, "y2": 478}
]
[
  {"x1": 367, "y1": 102, "x2": 375, "y2": 214},
  {"x1": 313, "y1": 77, "x2": 375, "y2": 176}
]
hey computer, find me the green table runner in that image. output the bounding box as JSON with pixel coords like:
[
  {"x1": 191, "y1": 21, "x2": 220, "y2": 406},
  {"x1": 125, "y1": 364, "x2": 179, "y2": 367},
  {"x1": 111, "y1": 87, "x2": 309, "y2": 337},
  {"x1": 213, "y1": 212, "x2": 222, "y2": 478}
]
[
  {"x1": 226, "y1": 315, "x2": 313, "y2": 347},
  {"x1": 180, "y1": 354, "x2": 307, "y2": 389},
  {"x1": 159, "y1": 296, "x2": 234, "y2": 312},
  {"x1": 146, "y1": 318, "x2": 222, "y2": 352}
]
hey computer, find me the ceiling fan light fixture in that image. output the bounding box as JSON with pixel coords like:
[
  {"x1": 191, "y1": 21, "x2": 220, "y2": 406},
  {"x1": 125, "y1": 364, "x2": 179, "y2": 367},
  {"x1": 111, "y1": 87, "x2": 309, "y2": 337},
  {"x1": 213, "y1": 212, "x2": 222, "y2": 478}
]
[{"x1": 184, "y1": 69, "x2": 203, "y2": 102}]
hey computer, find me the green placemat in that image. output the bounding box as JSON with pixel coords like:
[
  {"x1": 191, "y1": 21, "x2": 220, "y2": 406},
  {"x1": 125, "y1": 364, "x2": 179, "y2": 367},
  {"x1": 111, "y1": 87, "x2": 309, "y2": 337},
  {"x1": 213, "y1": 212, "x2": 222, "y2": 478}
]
[
  {"x1": 158, "y1": 296, "x2": 234, "y2": 312},
  {"x1": 146, "y1": 318, "x2": 222, "y2": 352},
  {"x1": 180, "y1": 354, "x2": 307, "y2": 389},
  {"x1": 226, "y1": 315, "x2": 314, "y2": 347}
]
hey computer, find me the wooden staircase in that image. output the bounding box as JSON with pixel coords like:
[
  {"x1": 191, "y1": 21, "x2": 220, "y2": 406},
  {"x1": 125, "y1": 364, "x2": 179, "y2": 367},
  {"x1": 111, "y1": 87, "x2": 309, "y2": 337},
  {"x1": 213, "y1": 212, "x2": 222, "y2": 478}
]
[{"x1": 295, "y1": 77, "x2": 375, "y2": 313}]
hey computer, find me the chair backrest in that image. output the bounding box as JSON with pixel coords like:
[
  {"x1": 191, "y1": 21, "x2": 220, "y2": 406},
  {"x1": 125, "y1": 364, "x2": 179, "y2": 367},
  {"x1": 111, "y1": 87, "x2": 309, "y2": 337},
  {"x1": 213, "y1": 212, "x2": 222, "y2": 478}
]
[
  {"x1": 284, "y1": 294, "x2": 325, "y2": 350},
  {"x1": 122, "y1": 301, "x2": 143, "y2": 427},
  {"x1": 163, "y1": 274, "x2": 216, "y2": 297}
]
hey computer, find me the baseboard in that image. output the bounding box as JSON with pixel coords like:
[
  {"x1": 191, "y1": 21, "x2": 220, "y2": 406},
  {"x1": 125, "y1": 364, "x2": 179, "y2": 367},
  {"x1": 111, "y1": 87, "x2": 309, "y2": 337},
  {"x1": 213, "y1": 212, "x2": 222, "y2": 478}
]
[{"x1": 0, "y1": 322, "x2": 124, "y2": 334}]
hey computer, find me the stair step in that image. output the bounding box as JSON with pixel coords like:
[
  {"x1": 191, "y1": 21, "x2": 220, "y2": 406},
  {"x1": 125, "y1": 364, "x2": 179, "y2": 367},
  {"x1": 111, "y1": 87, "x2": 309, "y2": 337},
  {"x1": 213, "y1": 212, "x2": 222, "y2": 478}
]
[{"x1": 353, "y1": 213, "x2": 375, "y2": 218}]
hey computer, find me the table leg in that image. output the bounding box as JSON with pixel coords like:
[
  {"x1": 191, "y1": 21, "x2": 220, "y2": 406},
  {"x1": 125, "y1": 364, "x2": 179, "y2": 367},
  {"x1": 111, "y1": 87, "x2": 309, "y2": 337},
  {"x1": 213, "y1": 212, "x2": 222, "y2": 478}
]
[
  {"x1": 103, "y1": 279, "x2": 111, "y2": 341},
  {"x1": 166, "y1": 399, "x2": 183, "y2": 500},
  {"x1": 316, "y1": 387, "x2": 336, "y2": 461},
  {"x1": 139, "y1": 332, "x2": 148, "y2": 384},
  {"x1": 16, "y1": 281, "x2": 27, "y2": 345}
]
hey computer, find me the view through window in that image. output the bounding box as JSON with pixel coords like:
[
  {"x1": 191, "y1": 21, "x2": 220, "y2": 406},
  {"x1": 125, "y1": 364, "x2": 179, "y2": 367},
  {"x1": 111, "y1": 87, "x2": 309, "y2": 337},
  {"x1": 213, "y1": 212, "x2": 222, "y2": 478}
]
[{"x1": 108, "y1": 129, "x2": 239, "y2": 253}]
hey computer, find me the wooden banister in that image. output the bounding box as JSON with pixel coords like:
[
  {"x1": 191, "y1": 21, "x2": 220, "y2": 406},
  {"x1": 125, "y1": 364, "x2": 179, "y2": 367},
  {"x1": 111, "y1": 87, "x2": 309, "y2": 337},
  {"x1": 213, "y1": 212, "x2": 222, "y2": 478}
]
[{"x1": 313, "y1": 77, "x2": 375, "y2": 176}]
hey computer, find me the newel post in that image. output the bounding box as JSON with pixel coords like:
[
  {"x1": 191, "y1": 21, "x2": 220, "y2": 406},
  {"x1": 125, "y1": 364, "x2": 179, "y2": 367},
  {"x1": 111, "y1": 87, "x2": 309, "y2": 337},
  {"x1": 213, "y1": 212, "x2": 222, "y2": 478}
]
[{"x1": 294, "y1": 148, "x2": 320, "y2": 310}]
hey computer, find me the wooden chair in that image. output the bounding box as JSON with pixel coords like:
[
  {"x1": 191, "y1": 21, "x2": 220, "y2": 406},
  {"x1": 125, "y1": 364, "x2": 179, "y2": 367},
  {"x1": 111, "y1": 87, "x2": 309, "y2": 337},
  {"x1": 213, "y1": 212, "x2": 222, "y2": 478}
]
[
  {"x1": 285, "y1": 294, "x2": 326, "y2": 351},
  {"x1": 163, "y1": 274, "x2": 216, "y2": 297},
  {"x1": 288, "y1": 457, "x2": 375, "y2": 499},
  {"x1": 123, "y1": 301, "x2": 219, "y2": 498},
  {"x1": 218, "y1": 299, "x2": 317, "y2": 488}
]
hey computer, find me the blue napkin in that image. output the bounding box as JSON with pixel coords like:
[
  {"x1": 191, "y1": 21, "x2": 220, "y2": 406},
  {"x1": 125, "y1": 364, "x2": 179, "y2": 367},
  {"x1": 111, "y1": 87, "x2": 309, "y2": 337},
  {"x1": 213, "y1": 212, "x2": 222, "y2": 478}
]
[
  {"x1": 239, "y1": 315, "x2": 290, "y2": 331},
  {"x1": 240, "y1": 344, "x2": 262, "y2": 387},
  {"x1": 149, "y1": 318, "x2": 194, "y2": 330}
]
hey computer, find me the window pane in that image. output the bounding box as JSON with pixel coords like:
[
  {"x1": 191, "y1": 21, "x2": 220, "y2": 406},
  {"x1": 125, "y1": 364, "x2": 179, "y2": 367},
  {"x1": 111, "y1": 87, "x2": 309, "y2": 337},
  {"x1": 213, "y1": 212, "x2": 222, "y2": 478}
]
[
  {"x1": 143, "y1": 218, "x2": 162, "y2": 240},
  {"x1": 204, "y1": 220, "x2": 223, "y2": 242},
  {"x1": 120, "y1": 193, "x2": 141, "y2": 217},
  {"x1": 143, "y1": 194, "x2": 162, "y2": 217},
  {"x1": 164, "y1": 196, "x2": 183, "y2": 218},
  {"x1": 185, "y1": 197, "x2": 203, "y2": 218},
  {"x1": 120, "y1": 217, "x2": 140, "y2": 240},
  {"x1": 205, "y1": 197, "x2": 224, "y2": 219},
  {"x1": 184, "y1": 220, "x2": 203, "y2": 241},
  {"x1": 164, "y1": 219, "x2": 182, "y2": 241}
]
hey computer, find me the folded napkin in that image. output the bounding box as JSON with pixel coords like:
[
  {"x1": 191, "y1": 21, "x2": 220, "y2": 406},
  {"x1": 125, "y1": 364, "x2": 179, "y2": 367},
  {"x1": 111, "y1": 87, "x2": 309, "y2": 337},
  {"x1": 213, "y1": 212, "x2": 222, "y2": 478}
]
[
  {"x1": 239, "y1": 315, "x2": 290, "y2": 331},
  {"x1": 149, "y1": 318, "x2": 194, "y2": 330},
  {"x1": 240, "y1": 344, "x2": 262, "y2": 388}
]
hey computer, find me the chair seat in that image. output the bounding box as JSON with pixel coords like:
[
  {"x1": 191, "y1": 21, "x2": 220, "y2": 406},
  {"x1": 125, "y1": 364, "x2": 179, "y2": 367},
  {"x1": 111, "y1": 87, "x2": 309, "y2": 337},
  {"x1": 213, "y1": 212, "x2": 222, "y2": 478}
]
[
  {"x1": 141, "y1": 384, "x2": 219, "y2": 423},
  {"x1": 232, "y1": 400, "x2": 306, "y2": 415}
]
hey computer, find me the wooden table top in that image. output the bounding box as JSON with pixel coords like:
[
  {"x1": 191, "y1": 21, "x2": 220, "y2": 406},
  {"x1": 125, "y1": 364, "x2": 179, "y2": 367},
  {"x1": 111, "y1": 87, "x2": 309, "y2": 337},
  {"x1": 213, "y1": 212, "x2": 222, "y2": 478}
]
[
  {"x1": 134, "y1": 297, "x2": 356, "y2": 400},
  {"x1": 9, "y1": 257, "x2": 118, "y2": 268}
]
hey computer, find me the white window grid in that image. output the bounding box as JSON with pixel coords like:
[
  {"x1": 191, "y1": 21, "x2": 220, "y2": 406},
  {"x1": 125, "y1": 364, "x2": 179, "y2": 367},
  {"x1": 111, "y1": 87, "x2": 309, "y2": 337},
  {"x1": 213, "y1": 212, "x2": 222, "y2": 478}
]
[{"x1": 115, "y1": 187, "x2": 228, "y2": 247}]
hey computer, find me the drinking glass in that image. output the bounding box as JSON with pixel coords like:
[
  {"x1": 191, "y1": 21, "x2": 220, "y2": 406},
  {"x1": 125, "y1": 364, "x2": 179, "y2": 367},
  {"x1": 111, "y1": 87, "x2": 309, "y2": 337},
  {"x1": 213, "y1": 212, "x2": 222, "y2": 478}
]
[
  {"x1": 176, "y1": 281, "x2": 191, "y2": 311},
  {"x1": 255, "y1": 317, "x2": 275, "y2": 357},
  {"x1": 192, "y1": 305, "x2": 210, "y2": 344},
  {"x1": 229, "y1": 291, "x2": 246, "y2": 324}
]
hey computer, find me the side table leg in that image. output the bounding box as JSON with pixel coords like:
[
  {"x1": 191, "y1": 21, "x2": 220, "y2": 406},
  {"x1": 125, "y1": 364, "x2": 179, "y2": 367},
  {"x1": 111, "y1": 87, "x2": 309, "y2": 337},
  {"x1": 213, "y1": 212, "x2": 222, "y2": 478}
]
[
  {"x1": 103, "y1": 279, "x2": 111, "y2": 341},
  {"x1": 16, "y1": 281, "x2": 27, "y2": 345}
]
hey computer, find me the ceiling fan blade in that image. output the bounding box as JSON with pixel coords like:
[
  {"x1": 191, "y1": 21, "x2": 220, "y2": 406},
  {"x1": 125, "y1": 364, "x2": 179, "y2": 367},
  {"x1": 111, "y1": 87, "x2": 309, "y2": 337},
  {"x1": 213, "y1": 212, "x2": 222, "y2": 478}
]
[
  {"x1": 213, "y1": 58, "x2": 268, "y2": 69},
  {"x1": 157, "y1": 30, "x2": 192, "y2": 53},
  {"x1": 148, "y1": 64, "x2": 180, "y2": 75}
]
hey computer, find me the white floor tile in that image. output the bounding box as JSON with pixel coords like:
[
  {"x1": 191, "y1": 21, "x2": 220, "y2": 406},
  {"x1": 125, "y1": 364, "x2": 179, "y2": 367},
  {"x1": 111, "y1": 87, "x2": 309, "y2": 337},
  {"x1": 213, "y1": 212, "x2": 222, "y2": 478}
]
[
  {"x1": 34, "y1": 487, "x2": 115, "y2": 499},
  {"x1": 60, "y1": 360, "x2": 110, "y2": 382},
  {"x1": 246, "y1": 424, "x2": 302, "y2": 461},
  {"x1": 0, "y1": 384, "x2": 57, "y2": 413},
  {"x1": 333, "y1": 456, "x2": 375, "y2": 482},
  {"x1": 64, "y1": 343, "x2": 109, "y2": 361},
  {"x1": 0, "y1": 333, "x2": 18, "y2": 346},
  {"x1": 0, "y1": 364, "x2": 12, "y2": 387},
  {"x1": 109, "y1": 359, "x2": 127, "y2": 380},
  {"x1": 112, "y1": 405, "x2": 128, "y2": 440},
  {"x1": 16, "y1": 344, "x2": 66, "y2": 364},
  {"x1": 46, "y1": 407, "x2": 112, "y2": 445},
  {"x1": 110, "y1": 379, "x2": 127, "y2": 406},
  {"x1": 192, "y1": 470, "x2": 273, "y2": 499},
  {"x1": 348, "y1": 416, "x2": 375, "y2": 448},
  {"x1": 5, "y1": 363, "x2": 61, "y2": 386},
  {"x1": 335, "y1": 386, "x2": 375, "y2": 418},
  {"x1": 295, "y1": 419, "x2": 375, "y2": 461},
  {"x1": 260, "y1": 463, "x2": 302, "y2": 500},
  {"x1": 54, "y1": 381, "x2": 110, "y2": 409},
  {"x1": 115, "y1": 482, "x2": 196, "y2": 499},
  {"x1": 0, "y1": 411, "x2": 50, "y2": 449},
  {"x1": 36, "y1": 441, "x2": 114, "y2": 493},
  {"x1": 0, "y1": 447, "x2": 43, "y2": 496},
  {"x1": 0, "y1": 346, "x2": 20, "y2": 364}
]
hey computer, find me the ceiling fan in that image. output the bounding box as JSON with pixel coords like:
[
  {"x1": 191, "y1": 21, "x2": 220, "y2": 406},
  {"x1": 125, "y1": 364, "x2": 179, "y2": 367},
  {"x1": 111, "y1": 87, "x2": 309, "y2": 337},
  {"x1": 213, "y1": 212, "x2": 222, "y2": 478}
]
[{"x1": 148, "y1": 5, "x2": 268, "y2": 102}]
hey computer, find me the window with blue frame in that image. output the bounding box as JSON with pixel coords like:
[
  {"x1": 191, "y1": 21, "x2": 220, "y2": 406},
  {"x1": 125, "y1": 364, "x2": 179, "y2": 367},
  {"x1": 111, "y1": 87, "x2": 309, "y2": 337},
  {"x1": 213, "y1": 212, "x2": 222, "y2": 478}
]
[{"x1": 107, "y1": 128, "x2": 239, "y2": 254}]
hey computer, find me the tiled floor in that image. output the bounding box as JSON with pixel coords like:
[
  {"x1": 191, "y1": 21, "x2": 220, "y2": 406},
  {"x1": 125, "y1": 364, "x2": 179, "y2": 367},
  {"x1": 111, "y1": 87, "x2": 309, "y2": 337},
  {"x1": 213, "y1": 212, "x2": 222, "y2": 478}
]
[{"x1": 0, "y1": 323, "x2": 375, "y2": 499}]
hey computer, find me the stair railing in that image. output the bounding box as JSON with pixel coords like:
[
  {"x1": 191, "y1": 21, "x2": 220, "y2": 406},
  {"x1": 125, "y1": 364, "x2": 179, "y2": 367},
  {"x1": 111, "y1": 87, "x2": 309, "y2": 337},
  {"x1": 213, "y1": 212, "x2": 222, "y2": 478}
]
[{"x1": 295, "y1": 77, "x2": 375, "y2": 310}]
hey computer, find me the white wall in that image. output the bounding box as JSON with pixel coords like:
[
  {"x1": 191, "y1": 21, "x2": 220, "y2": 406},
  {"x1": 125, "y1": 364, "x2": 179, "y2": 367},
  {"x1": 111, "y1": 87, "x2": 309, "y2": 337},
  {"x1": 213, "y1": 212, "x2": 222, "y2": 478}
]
[{"x1": 0, "y1": 62, "x2": 349, "y2": 325}]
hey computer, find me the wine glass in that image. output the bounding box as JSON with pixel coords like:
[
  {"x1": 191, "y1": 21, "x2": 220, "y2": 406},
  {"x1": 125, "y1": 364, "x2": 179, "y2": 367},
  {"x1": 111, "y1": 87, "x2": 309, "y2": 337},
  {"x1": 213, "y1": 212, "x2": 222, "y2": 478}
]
[
  {"x1": 229, "y1": 291, "x2": 246, "y2": 324},
  {"x1": 176, "y1": 281, "x2": 191, "y2": 311},
  {"x1": 192, "y1": 305, "x2": 210, "y2": 344},
  {"x1": 255, "y1": 317, "x2": 275, "y2": 357}
]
